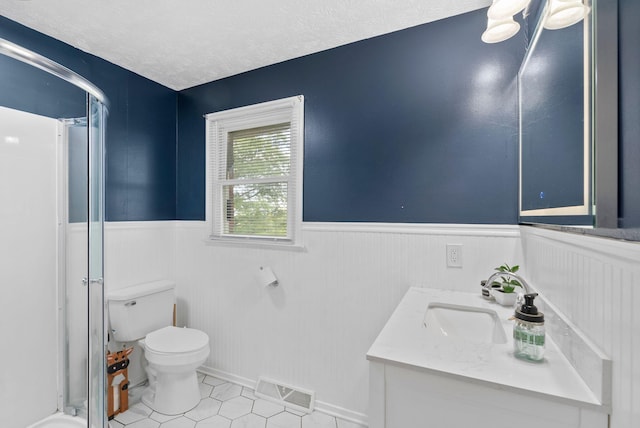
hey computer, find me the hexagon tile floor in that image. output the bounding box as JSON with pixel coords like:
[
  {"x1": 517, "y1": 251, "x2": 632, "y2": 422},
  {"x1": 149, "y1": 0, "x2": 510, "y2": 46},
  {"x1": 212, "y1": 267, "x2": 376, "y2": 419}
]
[{"x1": 108, "y1": 374, "x2": 366, "y2": 428}]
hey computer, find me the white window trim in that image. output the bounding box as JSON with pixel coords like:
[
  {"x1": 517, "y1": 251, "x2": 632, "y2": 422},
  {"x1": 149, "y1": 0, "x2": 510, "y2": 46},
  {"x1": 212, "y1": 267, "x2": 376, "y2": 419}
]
[{"x1": 205, "y1": 95, "x2": 304, "y2": 249}]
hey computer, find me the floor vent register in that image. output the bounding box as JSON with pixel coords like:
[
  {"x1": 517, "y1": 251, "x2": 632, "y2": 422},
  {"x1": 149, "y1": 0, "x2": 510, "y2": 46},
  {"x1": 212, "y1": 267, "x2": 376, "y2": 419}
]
[{"x1": 255, "y1": 377, "x2": 315, "y2": 413}]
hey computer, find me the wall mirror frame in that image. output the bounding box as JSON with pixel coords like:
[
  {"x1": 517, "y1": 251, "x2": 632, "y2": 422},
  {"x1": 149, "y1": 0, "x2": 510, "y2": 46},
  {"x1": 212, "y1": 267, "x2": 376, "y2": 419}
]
[{"x1": 518, "y1": 0, "x2": 619, "y2": 232}]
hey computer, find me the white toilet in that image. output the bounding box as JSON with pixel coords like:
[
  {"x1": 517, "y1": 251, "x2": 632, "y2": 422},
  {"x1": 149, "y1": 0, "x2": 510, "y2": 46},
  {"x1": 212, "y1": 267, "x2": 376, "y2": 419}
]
[{"x1": 107, "y1": 280, "x2": 210, "y2": 415}]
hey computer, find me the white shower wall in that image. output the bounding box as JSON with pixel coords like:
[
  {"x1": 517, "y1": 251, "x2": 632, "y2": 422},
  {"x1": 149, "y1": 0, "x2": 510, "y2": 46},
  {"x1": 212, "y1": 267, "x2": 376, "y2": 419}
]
[{"x1": 0, "y1": 107, "x2": 59, "y2": 427}]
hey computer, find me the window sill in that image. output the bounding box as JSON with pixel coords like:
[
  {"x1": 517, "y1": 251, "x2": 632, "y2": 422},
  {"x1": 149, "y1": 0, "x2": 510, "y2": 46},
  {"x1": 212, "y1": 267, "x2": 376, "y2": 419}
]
[{"x1": 202, "y1": 236, "x2": 306, "y2": 252}]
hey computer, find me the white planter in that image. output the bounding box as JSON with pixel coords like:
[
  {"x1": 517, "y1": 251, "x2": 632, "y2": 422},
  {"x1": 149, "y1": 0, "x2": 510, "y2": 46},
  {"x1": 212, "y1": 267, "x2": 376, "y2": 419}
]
[{"x1": 492, "y1": 290, "x2": 517, "y2": 306}]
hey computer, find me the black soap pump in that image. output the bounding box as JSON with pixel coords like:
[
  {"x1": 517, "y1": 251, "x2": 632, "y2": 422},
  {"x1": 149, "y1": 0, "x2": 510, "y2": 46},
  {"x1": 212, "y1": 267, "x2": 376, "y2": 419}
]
[{"x1": 513, "y1": 293, "x2": 545, "y2": 361}]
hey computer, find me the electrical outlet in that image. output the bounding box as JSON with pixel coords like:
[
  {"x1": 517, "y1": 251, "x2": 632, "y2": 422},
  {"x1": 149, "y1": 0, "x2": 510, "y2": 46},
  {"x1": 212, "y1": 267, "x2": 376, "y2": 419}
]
[{"x1": 446, "y1": 244, "x2": 463, "y2": 268}]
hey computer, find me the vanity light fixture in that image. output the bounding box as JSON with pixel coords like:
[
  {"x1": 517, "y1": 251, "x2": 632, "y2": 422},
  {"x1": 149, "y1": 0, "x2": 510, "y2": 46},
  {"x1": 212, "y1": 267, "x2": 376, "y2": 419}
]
[
  {"x1": 481, "y1": 17, "x2": 521, "y2": 43},
  {"x1": 544, "y1": 0, "x2": 591, "y2": 30},
  {"x1": 487, "y1": 0, "x2": 532, "y2": 19},
  {"x1": 482, "y1": 0, "x2": 590, "y2": 43},
  {"x1": 482, "y1": 0, "x2": 531, "y2": 43}
]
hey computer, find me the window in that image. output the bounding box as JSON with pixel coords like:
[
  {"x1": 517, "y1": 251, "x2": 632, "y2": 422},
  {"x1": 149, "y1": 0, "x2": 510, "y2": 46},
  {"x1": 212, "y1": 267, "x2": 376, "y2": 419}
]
[{"x1": 205, "y1": 96, "x2": 304, "y2": 247}]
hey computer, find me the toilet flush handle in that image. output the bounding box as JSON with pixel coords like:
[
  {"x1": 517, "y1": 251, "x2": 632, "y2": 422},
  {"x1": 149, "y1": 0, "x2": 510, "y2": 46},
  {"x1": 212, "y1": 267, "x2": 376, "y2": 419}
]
[{"x1": 124, "y1": 301, "x2": 137, "y2": 307}]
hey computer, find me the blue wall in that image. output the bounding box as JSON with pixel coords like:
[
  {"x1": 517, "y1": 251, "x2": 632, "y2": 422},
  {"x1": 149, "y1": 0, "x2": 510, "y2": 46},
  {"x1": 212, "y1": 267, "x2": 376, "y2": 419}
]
[
  {"x1": 0, "y1": 16, "x2": 177, "y2": 221},
  {"x1": 3, "y1": 5, "x2": 637, "y2": 227},
  {"x1": 177, "y1": 9, "x2": 525, "y2": 223}
]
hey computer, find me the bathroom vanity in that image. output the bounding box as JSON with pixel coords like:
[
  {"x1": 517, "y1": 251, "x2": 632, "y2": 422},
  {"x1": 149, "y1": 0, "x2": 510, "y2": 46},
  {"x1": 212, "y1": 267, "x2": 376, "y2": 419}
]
[{"x1": 366, "y1": 288, "x2": 610, "y2": 428}]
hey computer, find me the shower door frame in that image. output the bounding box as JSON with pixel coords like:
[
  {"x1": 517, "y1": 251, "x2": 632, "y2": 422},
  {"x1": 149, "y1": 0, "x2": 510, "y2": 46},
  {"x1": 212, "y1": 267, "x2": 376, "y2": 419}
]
[
  {"x1": 57, "y1": 118, "x2": 72, "y2": 415},
  {"x1": 87, "y1": 94, "x2": 107, "y2": 428}
]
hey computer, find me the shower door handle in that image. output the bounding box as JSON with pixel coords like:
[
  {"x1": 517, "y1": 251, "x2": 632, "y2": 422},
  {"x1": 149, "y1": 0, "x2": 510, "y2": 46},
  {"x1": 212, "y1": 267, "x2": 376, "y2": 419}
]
[{"x1": 82, "y1": 277, "x2": 104, "y2": 286}]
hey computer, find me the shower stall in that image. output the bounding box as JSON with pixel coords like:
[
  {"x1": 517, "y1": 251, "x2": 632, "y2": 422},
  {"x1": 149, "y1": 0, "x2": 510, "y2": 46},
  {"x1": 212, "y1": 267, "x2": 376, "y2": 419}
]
[{"x1": 0, "y1": 39, "x2": 108, "y2": 427}]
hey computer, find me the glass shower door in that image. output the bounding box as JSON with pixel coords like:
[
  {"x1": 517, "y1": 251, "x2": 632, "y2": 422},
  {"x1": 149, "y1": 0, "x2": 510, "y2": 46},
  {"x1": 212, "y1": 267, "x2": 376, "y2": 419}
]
[{"x1": 62, "y1": 95, "x2": 107, "y2": 428}]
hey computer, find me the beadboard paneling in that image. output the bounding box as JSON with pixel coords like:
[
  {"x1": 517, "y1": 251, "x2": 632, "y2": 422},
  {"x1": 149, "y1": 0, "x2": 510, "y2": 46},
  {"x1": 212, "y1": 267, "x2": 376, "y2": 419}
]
[
  {"x1": 66, "y1": 221, "x2": 177, "y2": 393},
  {"x1": 103, "y1": 221, "x2": 176, "y2": 291},
  {"x1": 103, "y1": 221, "x2": 177, "y2": 385},
  {"x1": 98, "y1": 221, "x2": 639, "y2": 426},
  {"x1": 520, "y1": 226, "x2": 640, "y2": 428},
  {"x1": 174, "y1": 222, "x2": 522, "y2": 421}
]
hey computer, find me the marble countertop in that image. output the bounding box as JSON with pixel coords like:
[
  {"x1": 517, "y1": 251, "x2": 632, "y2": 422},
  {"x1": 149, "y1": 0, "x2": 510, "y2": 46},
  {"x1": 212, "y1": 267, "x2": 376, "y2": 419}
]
[{"x1": 366, "y1": 287, "x2": 607, "y2": 411}]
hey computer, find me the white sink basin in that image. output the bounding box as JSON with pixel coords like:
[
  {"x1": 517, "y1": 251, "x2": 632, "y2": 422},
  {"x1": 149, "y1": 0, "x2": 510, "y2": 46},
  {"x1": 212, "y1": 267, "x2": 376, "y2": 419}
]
[{"x1": 423, "y1": 302, "x2": 507, "y2": 344}]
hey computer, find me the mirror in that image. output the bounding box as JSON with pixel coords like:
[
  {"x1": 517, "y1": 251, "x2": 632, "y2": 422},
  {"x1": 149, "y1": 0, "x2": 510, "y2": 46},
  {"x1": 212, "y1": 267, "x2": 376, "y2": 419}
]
[
  {"x1": 519, "y1": 6, "x2": 591, "y2": 225},
  {"x1": 518, "y1": 0, "x2": 619, "y2": 230}
]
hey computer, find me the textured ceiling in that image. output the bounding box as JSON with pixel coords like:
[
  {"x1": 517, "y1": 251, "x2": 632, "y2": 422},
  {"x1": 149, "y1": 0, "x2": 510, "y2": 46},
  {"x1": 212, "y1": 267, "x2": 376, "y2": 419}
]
[{"x1": 0, "y1": 0, "x2": 491, "y2": 91}]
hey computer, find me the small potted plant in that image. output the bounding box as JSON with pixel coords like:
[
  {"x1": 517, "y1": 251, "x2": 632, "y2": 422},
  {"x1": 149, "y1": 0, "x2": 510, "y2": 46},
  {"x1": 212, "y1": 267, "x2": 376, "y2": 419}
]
[{"x1": 491, "y1": 263, "x2": 522, "y2": 306}]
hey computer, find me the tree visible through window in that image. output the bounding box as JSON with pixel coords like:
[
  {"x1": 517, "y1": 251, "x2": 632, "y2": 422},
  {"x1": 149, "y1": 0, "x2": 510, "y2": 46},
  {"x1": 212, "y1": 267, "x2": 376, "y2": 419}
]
[
  {"x1": 224, "y1": 123, "x2": 290, "y2": 237},
  {"x1": 206, "y1": 96, "x2": 303, "y2": 246}
]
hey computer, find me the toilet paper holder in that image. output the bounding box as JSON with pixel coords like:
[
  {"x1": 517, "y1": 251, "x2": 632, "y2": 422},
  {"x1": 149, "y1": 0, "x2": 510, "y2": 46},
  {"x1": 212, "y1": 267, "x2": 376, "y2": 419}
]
[{"x1": 258, "y1": 266, "x2": 279, "y2": 287}]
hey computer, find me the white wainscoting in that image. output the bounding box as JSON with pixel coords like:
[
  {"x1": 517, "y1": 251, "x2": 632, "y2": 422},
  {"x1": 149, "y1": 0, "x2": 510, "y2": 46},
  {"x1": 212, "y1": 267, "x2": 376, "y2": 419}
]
[
  {"x1": 104, "y1": 221, "x2": 177, "y2": 292},
  {"x1": 65, "y1": 221, "x2": 177, "y2": 393},
  {"x1": 520, "y1": 226, "x2": 640, "y2": 428},
  {"x1": 67, "y1": 221, "x2": 179, "y2": 401},
  {"x1": 103, "y1": 221, "x2": 177, "y2": 385},
  {"x1": 94, "y1": 220, "x2": 640, "y2": 426},
  {"x1": 173, "y1": 221, "x2": 522, "y2": 423}
]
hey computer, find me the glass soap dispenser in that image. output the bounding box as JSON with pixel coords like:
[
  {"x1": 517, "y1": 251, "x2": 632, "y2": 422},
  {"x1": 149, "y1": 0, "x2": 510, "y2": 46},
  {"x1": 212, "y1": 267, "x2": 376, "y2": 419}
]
[{"x1": 513, "y1": 293, "x2": 545, "y2": 361}]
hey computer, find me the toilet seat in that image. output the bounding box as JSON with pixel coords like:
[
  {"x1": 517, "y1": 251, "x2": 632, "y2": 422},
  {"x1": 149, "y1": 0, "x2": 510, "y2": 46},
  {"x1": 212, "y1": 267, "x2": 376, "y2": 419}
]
[
  {"x1": 146, "y1": 326, "x2": 209, "y2": 353},
  {"x1": 143, "y1": 326, "x2": 209, "y2": 367}
]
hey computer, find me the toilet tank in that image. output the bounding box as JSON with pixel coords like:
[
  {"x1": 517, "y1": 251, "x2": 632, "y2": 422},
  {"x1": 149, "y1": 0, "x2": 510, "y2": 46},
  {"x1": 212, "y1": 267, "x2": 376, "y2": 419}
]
[{"x1": 107, "y1": 280, "x2": 175, "y2": 342}]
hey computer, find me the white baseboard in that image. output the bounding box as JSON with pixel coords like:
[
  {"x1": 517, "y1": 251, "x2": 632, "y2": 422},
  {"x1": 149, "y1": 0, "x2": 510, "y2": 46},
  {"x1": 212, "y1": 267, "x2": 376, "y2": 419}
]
[
  {"x1": 313, "y1": 399, "x2": 368, "y2": 427},
  {"x1": 197, "y1": 365, "x2": 369, "y2": 426},
  {"x1": 198, "y1": 365, "x2": 257, "y2": 391}
]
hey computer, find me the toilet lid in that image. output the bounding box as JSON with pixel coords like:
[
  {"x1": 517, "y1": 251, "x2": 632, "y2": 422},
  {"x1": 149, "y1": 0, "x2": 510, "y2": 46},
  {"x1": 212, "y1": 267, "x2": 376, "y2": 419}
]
[{"x1": 145, "y1": 326, "x2": 209, "y2": 354}]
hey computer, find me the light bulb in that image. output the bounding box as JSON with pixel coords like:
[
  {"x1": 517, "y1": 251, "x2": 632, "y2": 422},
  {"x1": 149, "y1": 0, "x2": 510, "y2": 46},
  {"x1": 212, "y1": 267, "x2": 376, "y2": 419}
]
[
  {"x1": 482, "y1": 17, "x2": 521, "y2": 43},
  {"x1": 488, "y1": 0, "x2": 532, "y2": 20},
  {"x1": 544, "y1": 0, "x2": 591, "y2": 30}
]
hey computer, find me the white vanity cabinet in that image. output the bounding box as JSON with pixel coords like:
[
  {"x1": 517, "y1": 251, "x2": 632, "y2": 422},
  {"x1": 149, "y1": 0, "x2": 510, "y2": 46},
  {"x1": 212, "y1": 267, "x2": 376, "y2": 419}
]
[
  {"x1": 368, "y1": 361, "x2": 607, "y2": 428},
  {"x1": 367, "y1": 288, "x2": 609, "y2": 428}
]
